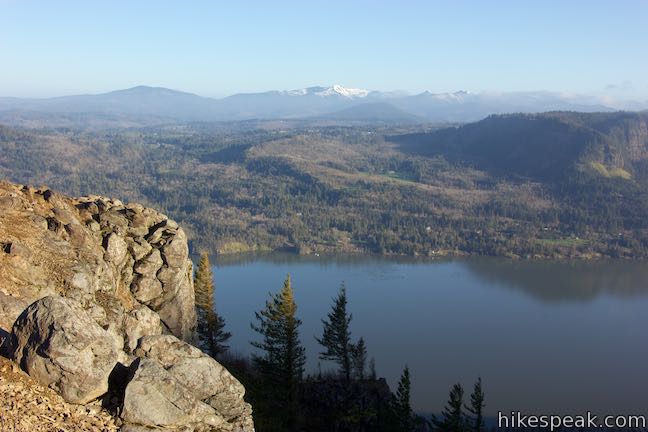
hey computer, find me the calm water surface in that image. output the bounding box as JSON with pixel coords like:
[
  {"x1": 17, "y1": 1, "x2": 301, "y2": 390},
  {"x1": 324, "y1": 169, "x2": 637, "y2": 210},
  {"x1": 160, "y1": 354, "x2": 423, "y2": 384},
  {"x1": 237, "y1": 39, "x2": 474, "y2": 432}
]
[{"x1": 211, "y1": 254, "x2": 648, "y2": 416}]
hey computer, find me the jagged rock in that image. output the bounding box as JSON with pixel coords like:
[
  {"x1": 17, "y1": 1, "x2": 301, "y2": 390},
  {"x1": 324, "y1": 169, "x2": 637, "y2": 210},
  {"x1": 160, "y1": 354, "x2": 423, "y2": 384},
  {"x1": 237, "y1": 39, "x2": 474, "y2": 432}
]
[
  {"x1": 2, "y1": 241, "x2": 31, "y2": 258},
  {"x1": 10, "y1": 296, "x2": 119, "y2": 404},
  {"x1": 134, "y1": 335, "x2": 253, "y2": 430},
  {"x1": 46, "y1": 216, "x2": 63, "y2": 233},
  {"x1": 30, "y1": 214, "x2": 49, "y2": 231},
  {"x1": 87, "y1": 219, "x2": 101, "y2": 232},
  {"x1": 0, "y1": 292, "x2": 29, "y2": 330},
  {"x1": 123, "y1": 306, "x2": 163, "y2": 353},
  {"x1": 126, "y1": 237, "x2": 153, "y2": 261},
  {"x1": 104, "y1": 233, "x2": 129, "y2": 265},
  {"x1": 161, "y1": 229, "x2": 189, "y2": 268},
  {"x1": 65, "y1": 223, "x2": 87, "y2": 248},
  {"x1": 52, "y1": 207, "x2": 75, "y2": 225},
  {"x1": 146, "y1": 225, "x2": 166, "y2": 244},
  {"x1": 99, "y1": 210, "x2": 129, "y2": 234},
  {"x1": 76, "y1": 200, "x2": 99, "y2": 215},
  {"x1": 156, "y1": 262, "x2": 196, "y2": 341},
  {"x1": 131, "y1": 275, "x2": 164, "y2": 304},
  {"x1": 156, "y1": 265, "x2": 184, "y2": 297},
  {"x1": 69, "y1": 267, "x2": 95, "y2": 295},
  {"x1": 121, "y1": 358, "x2": 226, "y2": 430},
  {"x1": 128, "y1": 213, "x2": 152, "y2": 237},
  {"x1": 134, "y1": 249, "x2": 163, "y2": 276},
  {"x1": 0, "y1": 181, "x2": 250, "y2": 429},
  {"x1": 0, "y1": 194, "x2": 24, "y2": 210}
]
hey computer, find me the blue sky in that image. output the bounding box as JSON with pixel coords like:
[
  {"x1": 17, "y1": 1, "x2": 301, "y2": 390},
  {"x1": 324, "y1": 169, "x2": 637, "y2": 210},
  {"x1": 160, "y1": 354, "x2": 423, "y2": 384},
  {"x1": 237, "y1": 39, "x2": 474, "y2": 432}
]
[{"x1": 1, "y1": 0, "x2": 647, "y2": 101}]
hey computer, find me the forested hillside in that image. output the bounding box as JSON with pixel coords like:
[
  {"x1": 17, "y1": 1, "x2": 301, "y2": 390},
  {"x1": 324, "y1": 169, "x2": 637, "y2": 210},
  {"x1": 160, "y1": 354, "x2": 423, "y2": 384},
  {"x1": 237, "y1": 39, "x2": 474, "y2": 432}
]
[
  {"x1": 393, "y1": 111, "x2": 648, "y2": 180},
  {"x1": 1, "y1": 111, "x2": 647, "y2": 258}
]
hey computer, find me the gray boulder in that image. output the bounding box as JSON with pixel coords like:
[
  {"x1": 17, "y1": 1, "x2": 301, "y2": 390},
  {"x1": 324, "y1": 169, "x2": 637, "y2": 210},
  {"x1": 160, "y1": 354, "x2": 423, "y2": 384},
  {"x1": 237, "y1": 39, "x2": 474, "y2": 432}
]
[
  {"x1": 134, "y1": 249, "x2": 163, "y2": 276},
  {"x1": 123, "y1": 305, "x2": 163, "y2": 353},
  {"x1": 121, "y1": 358, "x2": 228, "y2": 430},
  {"x1": 133, "y1": 335, "x2": 254, "y2": 430},
  {"x1": 10, "y1": 296, "x2": 119, "y2": 404},
  {"x1": 104, "y1": 233, "x2": 128, "y2": 265},
  {"x1": 131, "y1": 275, "x2": 164, "y2": 304},
  {"x1": 153, "y1": 260, "x2": 196, "y2": 342},
  {"x1": 0, "y1": 182, "x2": 245, "y2": 428},
  {"x1": 161, "y1": 228, "x2": 189, "y2": 268}
]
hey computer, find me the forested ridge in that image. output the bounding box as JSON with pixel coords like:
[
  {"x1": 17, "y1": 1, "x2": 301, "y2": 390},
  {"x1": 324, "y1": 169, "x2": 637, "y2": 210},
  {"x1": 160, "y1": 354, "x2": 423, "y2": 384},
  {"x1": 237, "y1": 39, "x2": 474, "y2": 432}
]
[{"x1": 1, "y1": 110, "x2": 648, "y2": 258}]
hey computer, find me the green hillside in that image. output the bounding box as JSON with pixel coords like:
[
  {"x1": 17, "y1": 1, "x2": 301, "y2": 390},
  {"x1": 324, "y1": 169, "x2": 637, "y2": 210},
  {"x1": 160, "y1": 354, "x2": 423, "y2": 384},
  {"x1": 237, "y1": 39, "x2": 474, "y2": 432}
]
[
  {"x1": 1, "y1": 113, "x2": 648, "y2": 259},
  {"x1": 393, "y1": 111, "x2": 648, "y2": 181}
]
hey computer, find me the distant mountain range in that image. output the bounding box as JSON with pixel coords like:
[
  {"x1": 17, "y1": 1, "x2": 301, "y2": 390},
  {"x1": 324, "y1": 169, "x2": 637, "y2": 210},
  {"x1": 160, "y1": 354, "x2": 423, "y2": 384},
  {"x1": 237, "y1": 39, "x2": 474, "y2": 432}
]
[{"x1": 0, "y1": 84, "x2": 635, "y2": 126}]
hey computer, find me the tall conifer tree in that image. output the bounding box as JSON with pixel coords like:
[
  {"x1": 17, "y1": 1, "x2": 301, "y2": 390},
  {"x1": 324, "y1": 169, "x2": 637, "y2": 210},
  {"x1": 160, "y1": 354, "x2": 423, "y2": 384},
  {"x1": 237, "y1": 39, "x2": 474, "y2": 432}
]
[
  {"x1": 393, "y1": 366, "x2": 415, "y2": 431},
  {"x1": 465, "y1": 377, "x2": 485, "y2": 432},
  {"x1": 194, "y1": 252, "x2": 230, "y2": 357},
  {"x1": 351, "y1": 337, "x2": 368, "y2": 379},
  {"x1": 316, "y1": 282, "x2": 353, "y2": 380},
  {"x1": 431, "y1": 383, "x2": 465, "y2": 432},
  {"x1": 251, "y1": 274, "x2": 306, "y2": 431}
]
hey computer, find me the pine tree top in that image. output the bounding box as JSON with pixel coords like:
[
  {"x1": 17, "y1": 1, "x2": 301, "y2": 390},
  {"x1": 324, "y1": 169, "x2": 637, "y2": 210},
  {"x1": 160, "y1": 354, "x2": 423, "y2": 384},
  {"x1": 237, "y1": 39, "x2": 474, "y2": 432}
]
[
  {"x1": 194, "y1": 251, "x2": 215, "y2": 311},
  {"x1": 279, "y1": 273, "x2": 297, "y2": 318}
]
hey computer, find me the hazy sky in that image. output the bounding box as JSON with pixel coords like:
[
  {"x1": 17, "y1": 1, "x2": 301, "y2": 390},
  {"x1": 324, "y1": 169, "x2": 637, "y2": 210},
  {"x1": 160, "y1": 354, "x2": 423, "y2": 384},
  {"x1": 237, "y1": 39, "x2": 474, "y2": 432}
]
[{"x1": 1, "y1": 0, "x2": 647, "y2": 101}]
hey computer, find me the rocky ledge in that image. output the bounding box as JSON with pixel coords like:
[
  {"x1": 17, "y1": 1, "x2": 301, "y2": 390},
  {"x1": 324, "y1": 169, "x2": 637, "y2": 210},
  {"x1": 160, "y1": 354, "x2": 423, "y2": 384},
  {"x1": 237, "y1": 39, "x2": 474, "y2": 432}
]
[{"x1": 0, "y1": 181, "x2": 254, "y2": 432}]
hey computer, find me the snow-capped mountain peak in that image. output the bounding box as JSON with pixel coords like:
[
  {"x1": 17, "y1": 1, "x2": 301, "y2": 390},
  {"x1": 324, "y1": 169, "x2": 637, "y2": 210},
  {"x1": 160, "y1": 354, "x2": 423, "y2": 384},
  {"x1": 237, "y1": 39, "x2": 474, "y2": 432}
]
[
  {"x1": 315, "y1": 84, "x2": 371, "y2": 98},
  {"x1": 284, "y1": 85, "x2": 371, "y2": 98}
]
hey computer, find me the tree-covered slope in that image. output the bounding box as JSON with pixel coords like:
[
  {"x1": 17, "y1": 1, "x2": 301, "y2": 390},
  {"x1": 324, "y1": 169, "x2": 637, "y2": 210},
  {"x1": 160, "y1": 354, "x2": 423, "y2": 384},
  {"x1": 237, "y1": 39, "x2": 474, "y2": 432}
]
[
  {"x1": 393, "y1": 111, "x2": 648, "y2": 181},
  {"x1": 1, "y1": 114, "x2": 648, "y2": 259}
]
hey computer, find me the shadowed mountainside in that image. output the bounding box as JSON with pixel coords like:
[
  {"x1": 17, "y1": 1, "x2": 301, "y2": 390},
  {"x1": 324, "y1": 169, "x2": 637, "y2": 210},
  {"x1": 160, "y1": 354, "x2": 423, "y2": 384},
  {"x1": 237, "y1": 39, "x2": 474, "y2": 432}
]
[{"x1": 391, "y1": 111, "x2": 648, "y2": 181}]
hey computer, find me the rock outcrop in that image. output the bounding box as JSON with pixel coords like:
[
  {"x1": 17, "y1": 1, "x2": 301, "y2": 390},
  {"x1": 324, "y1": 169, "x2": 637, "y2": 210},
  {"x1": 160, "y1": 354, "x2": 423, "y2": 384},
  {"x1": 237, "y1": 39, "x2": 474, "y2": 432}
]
[
  {"x1": 0, "y1": 181, "x2": 195, "y2": 344},
  {"x1": 0, "y1": 181, "x2": 254, "y2": 431},
  {"x1": 126, "y1": 336, "x2": 253, "y2": 431},
  {"x1": 10, "y1": 296, "x2": 119, "y2": 404}
]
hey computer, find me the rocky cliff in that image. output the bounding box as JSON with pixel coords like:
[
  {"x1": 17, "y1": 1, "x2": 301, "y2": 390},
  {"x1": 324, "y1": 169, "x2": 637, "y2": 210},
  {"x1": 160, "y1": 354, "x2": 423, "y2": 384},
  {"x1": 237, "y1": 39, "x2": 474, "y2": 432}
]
[{"x1": 0, "y1": 181, "x2": 254, "y2": 431}]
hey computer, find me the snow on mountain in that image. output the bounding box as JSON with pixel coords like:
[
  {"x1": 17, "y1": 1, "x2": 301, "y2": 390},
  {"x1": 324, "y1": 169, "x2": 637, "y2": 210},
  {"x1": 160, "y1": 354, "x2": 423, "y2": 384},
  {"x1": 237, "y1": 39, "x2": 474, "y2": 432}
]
[
  {"x1": 0, "y1": 85, "x2": 621, "y2": 125},
  {"x1": 282, "y1": 85, "x2": 371, "y2": 98},
  {"x1": 414, "y1": 90, "x2": 472, "y2": 101},
  {"x1": 284, "y1": 88, "x2": 310, "y2": 96},
  {"x1": 315, "y1": 84, "x2": 371, "y2": 98}
]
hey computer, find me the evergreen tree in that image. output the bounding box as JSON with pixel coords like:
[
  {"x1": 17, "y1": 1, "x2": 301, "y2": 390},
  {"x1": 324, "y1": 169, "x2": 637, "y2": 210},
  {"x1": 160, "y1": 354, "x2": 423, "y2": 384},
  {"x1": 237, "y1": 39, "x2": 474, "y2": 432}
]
[
  {"x1": 194, "y1": 252, "x2": 231, "y2": 357},
  {"x1": 316, "y1": 282, "x2": 353, "y2": 380},
  {"x1": 369, "y1": 357, "x2": 377, "y2": 380},
  {"x1": 465, "y1": 377, "x2": 485, "y2": 432},
  {"x1": 351, "y1": 337, "x2": 368, "y2": 379},
  {"x1": 251, "y1": 274, "x2": 306, "y2": 431},
  {"x1": 431, "y1": 383, "x2": 465, "y2": 432},
  {"x1": 392, "y1": 366, "x2": 415, "y2": 432}
]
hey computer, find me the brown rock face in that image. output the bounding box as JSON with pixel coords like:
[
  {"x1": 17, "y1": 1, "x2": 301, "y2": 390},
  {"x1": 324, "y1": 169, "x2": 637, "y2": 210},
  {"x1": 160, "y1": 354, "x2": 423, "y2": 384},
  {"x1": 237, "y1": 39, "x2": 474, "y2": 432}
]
[
  {"x1": 0, "y1": 181, "x2": 196, "y2": 343},
  {"x1": 0, "y1": 181, "x2": 254, "y2": 431}
]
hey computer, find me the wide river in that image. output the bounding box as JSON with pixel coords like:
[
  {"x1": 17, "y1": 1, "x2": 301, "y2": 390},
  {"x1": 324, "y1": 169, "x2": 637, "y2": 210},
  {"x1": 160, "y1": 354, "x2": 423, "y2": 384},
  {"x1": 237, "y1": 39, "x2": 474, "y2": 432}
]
[{"x1": 211, "y1": 253, "x2": 648, "y2": 416}]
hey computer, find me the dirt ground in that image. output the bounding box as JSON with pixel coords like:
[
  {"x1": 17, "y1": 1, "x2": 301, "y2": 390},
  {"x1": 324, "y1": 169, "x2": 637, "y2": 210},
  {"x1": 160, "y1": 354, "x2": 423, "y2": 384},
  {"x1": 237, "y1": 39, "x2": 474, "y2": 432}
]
[{"x1": 0, "y1": 356, "x2": 118, "y2": 432}]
